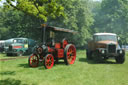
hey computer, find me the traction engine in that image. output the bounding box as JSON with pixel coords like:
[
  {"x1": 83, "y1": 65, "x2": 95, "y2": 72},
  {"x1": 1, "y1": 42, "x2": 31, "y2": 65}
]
[{"x1": 28, "y1": 25, "x2": 77, "y2": 69}]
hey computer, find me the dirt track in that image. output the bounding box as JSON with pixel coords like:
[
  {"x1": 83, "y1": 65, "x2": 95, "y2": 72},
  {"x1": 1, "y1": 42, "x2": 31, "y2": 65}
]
[{"x1": 0, "y1": 56, "x2": 28, "y2": 61}]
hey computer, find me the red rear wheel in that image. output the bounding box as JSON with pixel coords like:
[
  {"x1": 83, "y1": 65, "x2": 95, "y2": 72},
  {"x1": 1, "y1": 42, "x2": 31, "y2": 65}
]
[
  {"x1": 64, "y1": 44, "x2": 76, "y2": 65},
  {"x1": 28, "y1": 54, "x2": 39, "y2": 67},
  {"x1": 44, "y1": 54, "x2": 54, "y2": 69}
]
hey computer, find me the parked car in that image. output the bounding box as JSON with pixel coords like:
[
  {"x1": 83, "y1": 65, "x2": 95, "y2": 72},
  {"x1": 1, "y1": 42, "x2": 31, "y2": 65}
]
[
  {"x1": 4, "y1": 38, "x2": 36, "y2": 56},
  {"x1": 0, "y1": 40, "x2": 5, "y2": 53},
  {"x1": 86, "y1": 33, "x2": 125, "y2": 63}
]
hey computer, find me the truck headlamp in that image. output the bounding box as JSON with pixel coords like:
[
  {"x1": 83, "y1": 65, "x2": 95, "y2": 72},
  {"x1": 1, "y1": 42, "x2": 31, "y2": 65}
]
[
  {"x1": 101, "y1": 50, "x2": 105, "y2": 54},
  {"x1": 119, "y1": 50, "x2": 122, "y2": 54}
]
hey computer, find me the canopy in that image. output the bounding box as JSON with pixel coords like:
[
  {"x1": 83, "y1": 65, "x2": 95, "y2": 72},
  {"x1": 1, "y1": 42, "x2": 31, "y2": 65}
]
[{"x1": 40, "y1": 25, "x2": 77, "y2": 34}]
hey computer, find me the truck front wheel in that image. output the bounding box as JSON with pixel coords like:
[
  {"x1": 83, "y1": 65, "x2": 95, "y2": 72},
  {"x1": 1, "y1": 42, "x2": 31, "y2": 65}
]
[
  {"x1": 92, "y1": 50, "x2": 103, "y2": 62},
  {"x1": 86, "y1": 50, "x2": 92, "y2": 60},
  {"x1": 17, "y1": 51, "x2": 24, "y2": 56},
  {"x1": 7, "y1": 53, "x2": 12, "y2": 56},
  {"x1": 115, "y1": 55, "x2": 125, "y2": 64}
]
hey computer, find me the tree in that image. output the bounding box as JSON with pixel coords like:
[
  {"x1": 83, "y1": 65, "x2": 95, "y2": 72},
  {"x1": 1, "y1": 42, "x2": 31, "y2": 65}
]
[
  {"x1": 0, "y1": 7, "x2": 10, "y2": 40},
  {"x1": 92, "y1": 0, "x2": 128, "y2": 44},
  {"x1": 0, "y1": 7, "x2": 42, "y2": 40},
  {"x1": 2, "y1": 0, "x2": 64, "y2": 22},
  {"x1": 48, "y1": 0, "x2": 94, "y2": 47},
  {"x1": 0, "y1": 0, "x2": 94, "y2": 48}
]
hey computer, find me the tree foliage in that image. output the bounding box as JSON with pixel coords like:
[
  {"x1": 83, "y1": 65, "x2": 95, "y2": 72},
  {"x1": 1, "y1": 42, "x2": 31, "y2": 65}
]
[
  {"x1": 48, "y1": 0, "x2": 94, "y2": 47},
  {"x1": 92, "y1": 0, "x2": 128, "y2": 44},
  {"x1": 2, "y1": 0, "x2": 128, "y2": 47},
  {"x1": 0, "y1": 7, "x2": 42, "y2": 40},
  {"x1": 0, "y1": 0, "x2": 94, "y2": 48},
  {"x1": 3, "y1": 0, "x2": 64, "y2": 22}
]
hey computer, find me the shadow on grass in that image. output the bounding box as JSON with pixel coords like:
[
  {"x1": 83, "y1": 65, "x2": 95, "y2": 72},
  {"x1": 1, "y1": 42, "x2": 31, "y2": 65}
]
[
  {"x1": 38, "y1": 61, "x2": 66, "y2": 70},
  {"x1": 54, "y1": 61, "x2": 66, "y2": 65},
  {"x1": 4, "y1": 53, "x2": 30, "y2": 57},
  {"x1": 0, "y1": 71, "x2": 15, "y2": 75},
  {"x1": 0, "y1": 78, "x2": 29, "y2": 85},
  {"x1": 18, "y1": 63, "x2": 46, "y2": 70},
  {"x1": 79, "y1": 58, "x2": 117, "y2": 64},
  {"x1": 18, "y1": 63, "x2": 30, "y2": 68},
  {"x1": 18, "y1": 61, "x2": 66, "y2": 70}
]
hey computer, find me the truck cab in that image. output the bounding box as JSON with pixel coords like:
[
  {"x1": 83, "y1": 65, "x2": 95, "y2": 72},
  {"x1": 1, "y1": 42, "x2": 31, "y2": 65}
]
[{"x1": 4, "y1": 38, "x2": 36, "y2": 56}]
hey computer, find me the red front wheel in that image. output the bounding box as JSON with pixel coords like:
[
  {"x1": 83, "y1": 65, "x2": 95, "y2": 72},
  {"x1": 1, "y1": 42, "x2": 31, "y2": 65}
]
[
  {"x1": 44, "y1": 54, "x2": 54, "y2": 69},
  {"x1": 64, "y1": 44, "x2": 76, "y2": 65},
  {"x1": 28, "y1": 54, "x2": 39, "y2": 67}
]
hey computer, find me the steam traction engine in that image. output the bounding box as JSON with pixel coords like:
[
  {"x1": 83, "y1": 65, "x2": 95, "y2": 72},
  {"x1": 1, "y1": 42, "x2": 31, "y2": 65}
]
[{"x1": 28, "y1": 24, "x2": 77, "y2": 69}]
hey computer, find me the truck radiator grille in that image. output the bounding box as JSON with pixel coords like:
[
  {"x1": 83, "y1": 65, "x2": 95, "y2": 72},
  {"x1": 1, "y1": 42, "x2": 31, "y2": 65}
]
[
  {"x1": 9, "y1": 45, "x2": 12, "y2": 51},
  {"x1": 108, "y1": 44, "x2": 116, "y2": 53}
]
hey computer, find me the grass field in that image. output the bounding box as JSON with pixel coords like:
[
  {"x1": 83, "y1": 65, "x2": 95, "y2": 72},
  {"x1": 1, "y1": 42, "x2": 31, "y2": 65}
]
[{"x1": 0, "y1": 50, "x2": 128, "y2": 85}]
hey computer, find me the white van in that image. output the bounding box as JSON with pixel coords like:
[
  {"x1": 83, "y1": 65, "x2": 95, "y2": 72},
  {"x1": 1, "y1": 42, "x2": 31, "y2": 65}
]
[{"x1": 0, "y1": 40, "x2": 5, "y2": 52}]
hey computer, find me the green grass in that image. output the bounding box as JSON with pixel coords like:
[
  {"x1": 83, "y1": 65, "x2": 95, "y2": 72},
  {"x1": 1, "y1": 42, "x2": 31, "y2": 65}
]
[{"x1": 0, "y1": 50, "x2": 128, "y2": 85}]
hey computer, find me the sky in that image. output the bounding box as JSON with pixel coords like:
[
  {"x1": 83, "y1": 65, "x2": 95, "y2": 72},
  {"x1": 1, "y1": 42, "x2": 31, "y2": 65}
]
[
  {"x1": 93, "y1": 0, "x2": 102, "y2": 1},
  {"x1": 0, "y1": 0, "x2": 5, "y2": 6},
  {"x1": 0, "y1": 0, "x2": 16, "y2": 6},
  {"x1": 0, "y1": 0, "x2": 102, "y2": 6}
]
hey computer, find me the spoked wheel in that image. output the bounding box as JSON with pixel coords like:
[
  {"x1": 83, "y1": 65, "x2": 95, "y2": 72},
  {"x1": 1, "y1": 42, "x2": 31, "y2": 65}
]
[
  {"x1": 64, "y1": 44, "x2": 76, "y2": 65},
  {"x1": 86, "y1": 50, "x2": 92, "y2": 60},
  {"x1": 44, "y1": 54, "x2": 54, "y2": 69},
  {"x1": 28, "y1": 54, "x2": 39, "y2": 67}
]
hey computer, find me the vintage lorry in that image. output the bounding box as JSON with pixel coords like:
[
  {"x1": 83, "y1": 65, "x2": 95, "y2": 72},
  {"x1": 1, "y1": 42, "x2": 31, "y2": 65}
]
[
  {"x1": 0, "y1": 40, "x2": 5, "y2": 53},
  {"x1": 86, "y1": 33, "x2": 125, "y2": 63},
  {"x1": 28, "y1": 24, "x2": 77, "y2": 69},
  {"x1": 4, "y1": 38, "x2": 36, "y2": 56}
]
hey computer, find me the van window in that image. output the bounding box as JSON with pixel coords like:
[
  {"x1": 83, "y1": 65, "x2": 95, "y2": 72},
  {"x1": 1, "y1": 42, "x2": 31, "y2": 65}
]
[
  {"x1": 24, "y1": 40, "x2": 28, "y2": 44},
  {"x1": 13, "y1": 39, "x2": 24, "y2": 43}
]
